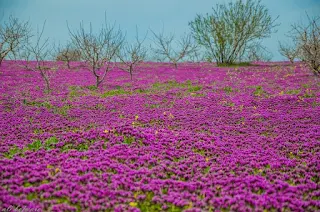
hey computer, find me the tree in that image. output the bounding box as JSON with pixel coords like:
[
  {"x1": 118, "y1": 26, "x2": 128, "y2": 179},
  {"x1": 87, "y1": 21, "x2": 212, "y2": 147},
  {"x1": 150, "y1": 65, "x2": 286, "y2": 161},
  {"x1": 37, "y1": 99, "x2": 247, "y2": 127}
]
[
  {"x1": 26, "y1": 21, "x2": 55, "y2": 93},
  {"x1": 0, "y1": 15, "x2": 31, "y2": 66},
  {"x1": 117, "y1": 28, "x2": 147, "y2": 80},
  {"x1": 8, "y1": 35, "x2": 32, "y2": 70},
  {"x1": 68, "y1": 17, "x2": 125, "y2": 88},
  {"x1": 290, "y1": 14, "x2": 320, "y2": 75},
  {"x1": 246, "y1": 42, "x2": 273, "y2": 62},
  {"x1": 151, "y1": 29, "x2": 198, "y2": 68},
  {"x1": 189, "y1": 0, "x2": 278, "y2": 65},
  {"x1": 278, "y1": 41, "x2": 299, "y2": 64},
  {"x1": 54, "y1": 42, "x2": 81, "y2": 69}
]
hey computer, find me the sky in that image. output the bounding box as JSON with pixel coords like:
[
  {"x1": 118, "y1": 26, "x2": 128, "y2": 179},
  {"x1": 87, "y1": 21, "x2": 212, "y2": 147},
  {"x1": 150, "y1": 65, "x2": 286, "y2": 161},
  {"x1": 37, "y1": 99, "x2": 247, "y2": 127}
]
[{"x1": 1, "y1": 0, "x2": 320, "y2": 61}]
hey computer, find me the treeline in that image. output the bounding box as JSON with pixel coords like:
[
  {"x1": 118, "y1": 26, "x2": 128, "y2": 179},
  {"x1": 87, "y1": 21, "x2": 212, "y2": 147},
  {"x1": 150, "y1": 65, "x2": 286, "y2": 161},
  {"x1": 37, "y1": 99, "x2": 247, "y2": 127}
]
[{"x1": 0, "y1": 0, "x2": 319, "y2": 92}]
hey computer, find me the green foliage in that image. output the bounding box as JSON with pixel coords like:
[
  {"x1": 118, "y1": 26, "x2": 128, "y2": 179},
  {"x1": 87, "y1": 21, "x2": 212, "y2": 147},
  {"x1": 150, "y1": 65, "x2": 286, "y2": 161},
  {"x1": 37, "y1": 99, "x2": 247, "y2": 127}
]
[
  {"x1": 26, "y1": 192, "x2": 38, "y2": 200},
  {"x1": 253, "y1": 86, "x2": 264, "y2": 96},
  {"x1": 217, "y1": 62, "x2": 252, "y2": 67},
  {"x1": 27, "y1": 140, "x2": 42, "y2": 151},
  {"x1": 86, "y1": 85, "x2": 98, "y2": 91},
  {"x1": 285, "y1": 89, "x2": 300, "y2": 95},
  {"x1": 145, "y1": 103, "x2": 160, "y2": 108},
  {"x1": 101, "y1": 88, "x2": 131, "y2": 97},
  {"x1": 189, "y1": 0, "x2": 278, "y2": 63},
  {"x1": 223, "y1": 101, "x2": 235, "y2": 107},
  {"x1": 68, "y1": 86, "x2": 83, "y2": 98},
  {"x1": 24, "y1": 100, "x2": 53, "y2": 109},
  {"x1": 54, "y1": 104, "x2": 71, "y2": 116},
  {"x1": 188, "y1": 85, "x2": 202, "y2": 92},
  {"x1": 203, "y1": 166, "x2": 210, "y2": 174},
  {"x1": 4, "y1": 145, "x2": 23, "y2": 159},
  {"x1": 123, "y1": 136, "x2": 135, "y2": 145},
  {"x1": 152, "y1": 80, "x2": 192, "y2": 90},
  {"x1": 136, "y1": 88, "x2": 148, "y2": 93},
  {"x1": 61, "y1": 143, "x2": 74, "y2": 153},
  {"x1": 77, "y1": 143, "x2": 89, "y2": 151},
  {"x1": 223, "y1": 86, "x2": 233, "y2": 94},
  {"x1": 303, "y1": 89, "x2": 315, "y2": 98},
  {"x1": 44, "y1": 136, "x2": 59, "y2": 150},
  {"x1": 23, "y1": 182, "x2": 33, "y2": 187}
]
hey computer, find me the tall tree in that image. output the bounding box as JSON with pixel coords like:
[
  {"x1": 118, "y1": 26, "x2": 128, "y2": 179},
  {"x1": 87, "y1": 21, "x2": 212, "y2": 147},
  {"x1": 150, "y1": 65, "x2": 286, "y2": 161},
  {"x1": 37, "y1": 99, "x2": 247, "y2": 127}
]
[
  {"x1": 151, "y1": 29, "x2": 198, "y2": 68},
  {"x1": 189, "y1": 0, "x2": 278, "y2": 65},
  {"x1": 0, "y1": 15, "x2": 31, "y2": 66},
  {"x1": 68, "y1": 16, "x2": 125, "y2": 88},
  {"x1": 290, "y1": 14, "x2": 320, "y2": 75},
  {"x1": 117, "y1": 28, "x2": 147, "y2": 80}
]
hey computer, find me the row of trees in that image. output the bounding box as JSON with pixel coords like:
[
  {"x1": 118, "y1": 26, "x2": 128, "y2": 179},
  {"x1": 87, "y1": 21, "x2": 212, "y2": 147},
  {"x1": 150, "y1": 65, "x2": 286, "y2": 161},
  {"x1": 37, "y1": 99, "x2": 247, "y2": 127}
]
[
  {"x1": 278, "y1": 15, "x2": 320, "y2": 75},
  {"x1": 1, "y1": 0, "x2": 319, "y2": 92}
]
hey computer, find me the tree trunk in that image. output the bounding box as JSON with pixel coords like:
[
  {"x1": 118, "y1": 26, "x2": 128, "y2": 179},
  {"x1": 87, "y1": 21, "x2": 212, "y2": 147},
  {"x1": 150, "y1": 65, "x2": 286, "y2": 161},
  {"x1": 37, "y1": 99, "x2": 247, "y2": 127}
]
[
  {"x1": 130, "y1": 65, "x2": 133, "y2": 80},
  {"x1": 96, "y1": 76, "x2": 100, "y2": 88},
  {"x1": 174, "y1": 62, "x2": 178, "y2": 69},
  {"x1": 0, "y1": 57, "x2": 4, "y2": 67},
  {"x1": 40, "y1": 70, "x2": 51, "y2": 93},
  {"x1": 289, "y1": 58, "x2": 294, "y2": 64}
]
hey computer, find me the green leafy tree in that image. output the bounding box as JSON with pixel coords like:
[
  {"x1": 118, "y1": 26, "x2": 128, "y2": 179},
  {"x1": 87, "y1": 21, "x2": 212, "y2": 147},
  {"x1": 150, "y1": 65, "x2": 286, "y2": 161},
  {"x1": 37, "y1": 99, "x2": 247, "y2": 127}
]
[{"x1": 189, "y1": 0, "x2": 278, "y2": 65}]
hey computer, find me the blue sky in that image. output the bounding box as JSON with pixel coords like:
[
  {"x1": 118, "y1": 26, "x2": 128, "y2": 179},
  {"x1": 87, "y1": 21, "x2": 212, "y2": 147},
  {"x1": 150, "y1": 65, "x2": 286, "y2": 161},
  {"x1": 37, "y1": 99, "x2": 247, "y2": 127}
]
[{"x1": 1, "y1": 0, "x2": 320, "y2": 61}]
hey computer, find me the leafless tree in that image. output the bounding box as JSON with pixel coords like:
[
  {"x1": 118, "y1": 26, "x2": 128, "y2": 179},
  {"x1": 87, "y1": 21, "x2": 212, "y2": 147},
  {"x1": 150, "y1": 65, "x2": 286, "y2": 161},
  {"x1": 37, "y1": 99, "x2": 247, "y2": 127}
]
[
  {"x1": 290, "y1": 14, "x2": 320, "y2": 75},
  {"x1": 117, "y1": 28, "x2": 147, "y2": 80},
  {"x1": 54, "y1": 41, "x2": 81, "y2": 69},
  {"x1": 189, "y1": 0, "x2": 279, "y2": 65},
  {"x1": 278, "y1": 42, "x2": 299, "y2": 63},
  {"x1": 0, "y1": 15, "x2": 31, "y2": 66},
  {"x1": 151, "y1": 29, "x2": 198, "y2": 68},
  {"x1": 68, "y1": 17, "x2": 125, "y2": 88},
  {"x1": 8, "y1": 35, "x2": 32, "y2": 70},
  {"x1": 26, "y1": 21, "x2": 55, "y2": 93},
  {"x1": 245, "y1": 42, "x2": 273, "y2": 62}
]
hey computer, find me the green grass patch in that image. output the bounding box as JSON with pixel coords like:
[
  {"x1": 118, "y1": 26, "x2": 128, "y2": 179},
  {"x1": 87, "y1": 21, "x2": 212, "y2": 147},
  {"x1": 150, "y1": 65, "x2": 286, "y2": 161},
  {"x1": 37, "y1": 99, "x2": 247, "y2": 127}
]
[
  {"x1": 44, "y1": 136, "x2": 59, "y2": 150},
  {"x1": 123, "y1": 136, "x2": 135, "y2": 145},
  {"x1": 253, "y1": 86, "x2": 266, "y2": 97},
  {"x1": 188, "y1": 85, "x2": 202, "y2": 92},
  {"x1": 23, "y1": 100, "x2": 53, "y2": 109},
  {"x1": 217, "y1": 62, "x2": 252, "y2": 67},
  {"x1": 303, "y1": 89, "x2": 316, "y2": 98},
  {"x1": 27, "y1": 140, "x2": 42, "y2": 151},
  {"x1": 223, "y1": 86, "x2": 233, "y2": 94},
  {"x1": 3, "y1": 145, "x2": 24, "y2": 159},
  {"x1": 285, "y1": 89, "x2": 300, "y2": 95},
  {"x1": 101, "y1": 88, "x2": 131, "y2": 97}
]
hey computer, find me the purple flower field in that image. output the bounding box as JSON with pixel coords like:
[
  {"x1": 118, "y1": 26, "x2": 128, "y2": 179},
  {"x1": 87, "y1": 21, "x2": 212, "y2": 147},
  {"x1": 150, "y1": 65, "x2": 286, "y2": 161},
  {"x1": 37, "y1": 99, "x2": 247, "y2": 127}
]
[{"x1": 0, "y1": 61, "x2": 319, "y2": 211}]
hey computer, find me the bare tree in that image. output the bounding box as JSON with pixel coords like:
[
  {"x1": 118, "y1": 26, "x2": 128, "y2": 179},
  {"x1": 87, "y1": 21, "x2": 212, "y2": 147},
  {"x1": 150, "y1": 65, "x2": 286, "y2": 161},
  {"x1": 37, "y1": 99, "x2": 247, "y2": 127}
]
[
  {"x1": 0, "y1": 15, "x2": 31, "y2": 66},
  {"x1": 151, "y1": 29, "x2": 198, "y2": 68},
  {"x1": 8, "y1": 35, "x2": 32, "y2": 70},
  {"x1": 117, "y1": 28, "x2": 147, "y2": 80},
  {"x1": 26, "y1": 21, "x2": 54, "y2": 93},
  {"x1": 189, "y1": 0, "x2": 279, "y2": 65},
  {"x1": 290, "y1": 14, "x2": 320, "y2": 75},
  {"x1": 278, "y1": 42, "x2": 299, "y2": 63},
  {"x1": 68, "y1": 17, "x2": 125, "y2": 88},
  {"x1": 246, "y1": 42, "x2": 273, "y2": 62},
  {"x1": 54, "y1": 41, "x2": 81, "y2": 69}
]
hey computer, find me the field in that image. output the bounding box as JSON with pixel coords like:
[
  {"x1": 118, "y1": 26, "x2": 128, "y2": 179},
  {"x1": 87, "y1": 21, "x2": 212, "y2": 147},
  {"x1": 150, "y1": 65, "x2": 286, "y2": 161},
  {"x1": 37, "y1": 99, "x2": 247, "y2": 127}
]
[{"x1": 0, "y1": 61, "x2": 319, "y2": 211}]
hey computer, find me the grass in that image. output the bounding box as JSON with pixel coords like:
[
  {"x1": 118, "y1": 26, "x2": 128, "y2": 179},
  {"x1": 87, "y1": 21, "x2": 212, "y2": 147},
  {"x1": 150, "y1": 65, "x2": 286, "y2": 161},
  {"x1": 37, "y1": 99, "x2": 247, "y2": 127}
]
[
  {"x1": 101, "y1": 88, "x2": 131, "y2": 97},
  {"x1": 253, "y1": 86, "x2": 266, "y2": 97},
  {"x1": 217, "y1": 62, "x2": 252, "y2": 67},
  {"x1": 123, "y1": 136, "x2": 135, "y2": 145},
  {"x1": 3, "y1": 136, "x2": 59, "y2": 158},
  {"x1": 223, "y1": 86, "x2": 233, "y2": 94},
  {"x1": 187, "y1": 85, "x2": 202, "y2": 92}
]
